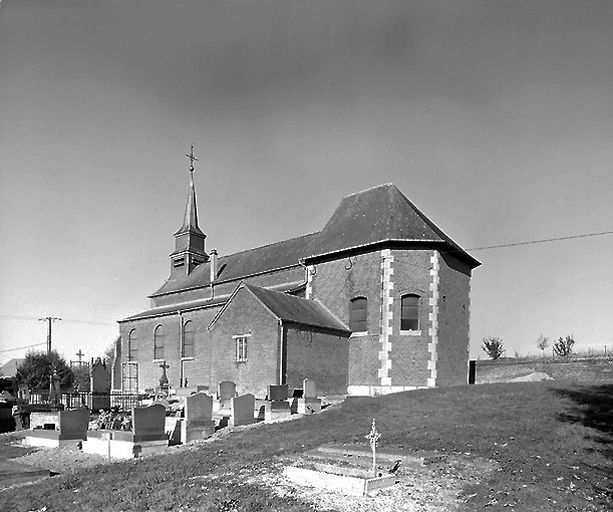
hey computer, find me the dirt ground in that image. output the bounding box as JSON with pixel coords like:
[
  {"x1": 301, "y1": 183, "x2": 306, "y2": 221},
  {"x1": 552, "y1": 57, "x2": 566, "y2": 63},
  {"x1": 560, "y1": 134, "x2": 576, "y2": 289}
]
[{"x1": 2, "y1": 431, "x2": 495, "y2": 511}]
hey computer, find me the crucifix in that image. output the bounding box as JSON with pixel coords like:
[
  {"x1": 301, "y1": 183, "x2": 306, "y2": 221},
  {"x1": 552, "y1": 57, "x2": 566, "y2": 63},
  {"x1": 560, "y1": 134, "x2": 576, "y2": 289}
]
[
  {"x1": 159, "y1": 361, "x2": 170, "y2": 390},
  {"x1": 75, "y1": 349, "x2": 85, "y2": 364},
  {"x1": 185, "y1": 144, "x2": 199, "y2": 173},
  {"x1": 366, "y1": 418, "x2": 381, "y2": 477}
]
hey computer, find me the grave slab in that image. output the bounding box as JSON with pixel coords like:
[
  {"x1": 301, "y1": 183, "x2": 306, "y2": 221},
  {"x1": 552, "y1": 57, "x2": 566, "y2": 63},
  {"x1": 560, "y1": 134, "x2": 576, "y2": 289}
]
[
  {"x1": 264, "y1": 400, "x2": 291, "y2": 422},
  {"x1": 0, "y1": 461, "x2": 50, "y2": 486},
  {"x1": 24, "y1": 408, "x2": 89, "y2": 448},
  {"x1": 296, "y1": 397, "x2": 322, "y2": 415}
]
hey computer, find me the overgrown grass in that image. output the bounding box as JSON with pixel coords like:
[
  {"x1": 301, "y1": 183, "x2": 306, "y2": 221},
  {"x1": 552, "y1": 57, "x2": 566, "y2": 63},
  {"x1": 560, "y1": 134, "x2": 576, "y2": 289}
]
[{"x1": 2, "y1": 382, "x2": 612, "y2": 511}]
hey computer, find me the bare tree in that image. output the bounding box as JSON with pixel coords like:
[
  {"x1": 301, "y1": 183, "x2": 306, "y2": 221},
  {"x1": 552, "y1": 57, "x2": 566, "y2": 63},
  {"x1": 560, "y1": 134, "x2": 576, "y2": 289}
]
[
  {"x1": 536, "y1": 334, "x2": 549, "y2": 357},
  {"x1": 553, "y1": 335, "x2": 575, "y2": 357},
  {"x1": 482, "y1": 336, "x2": 505, "y2": 360}
]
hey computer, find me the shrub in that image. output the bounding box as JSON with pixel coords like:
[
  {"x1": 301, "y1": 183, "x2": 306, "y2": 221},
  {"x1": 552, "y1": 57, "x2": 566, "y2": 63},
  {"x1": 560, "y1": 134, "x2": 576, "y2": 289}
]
[
  {"x1": 15, "y1": 350, "x2": 74, "y2": 389},
  {"x1": 536, "y1": 334, "x2": 549, "y2": 357},
  {"x1": 553, "y1": 335, "x2": 575, "y2": 357},
  {"x1": 482, "y1": 336, "x2": 505, "y2": 360}
]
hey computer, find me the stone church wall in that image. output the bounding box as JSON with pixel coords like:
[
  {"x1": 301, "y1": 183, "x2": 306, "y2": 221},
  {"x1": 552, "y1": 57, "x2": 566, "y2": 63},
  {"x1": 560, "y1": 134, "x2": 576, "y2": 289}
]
[{"x1": 284, "y1": 327, "x2": 349, "y2": 395}]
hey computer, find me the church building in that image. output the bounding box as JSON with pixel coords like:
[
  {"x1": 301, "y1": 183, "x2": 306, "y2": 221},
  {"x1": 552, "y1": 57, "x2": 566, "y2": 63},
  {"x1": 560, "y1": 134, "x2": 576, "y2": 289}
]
[{"x1": 116, "y1": 154, "x2": 480, "y2": 397}]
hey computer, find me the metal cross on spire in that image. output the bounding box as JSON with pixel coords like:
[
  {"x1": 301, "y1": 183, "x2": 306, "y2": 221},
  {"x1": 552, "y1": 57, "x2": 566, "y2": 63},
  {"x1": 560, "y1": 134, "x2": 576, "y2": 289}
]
[{"x1": 185, "y1": 144, "x2": 199, "y2": 173}]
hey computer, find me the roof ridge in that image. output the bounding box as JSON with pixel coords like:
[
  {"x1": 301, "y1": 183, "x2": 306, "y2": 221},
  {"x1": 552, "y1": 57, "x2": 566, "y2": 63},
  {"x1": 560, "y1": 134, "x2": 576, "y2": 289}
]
[
  {"x1": 217, "y1": 231, "x2": 320, "y2": 261},
  {"x1": 340, "y1": 182, "x2": 396, "y2": 199}
]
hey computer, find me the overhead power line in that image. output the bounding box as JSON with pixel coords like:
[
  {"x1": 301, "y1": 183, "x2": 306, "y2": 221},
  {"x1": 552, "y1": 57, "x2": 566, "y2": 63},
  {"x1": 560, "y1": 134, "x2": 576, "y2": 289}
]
[
  {"x1": 0, "y1": 342, "x2": 46, "y2": 354},
  {"x1": 0, "y1": 314, "x2": 114, "y2": 326},
  {"x1": 465, "y1": 230, "x2": 613, "y2": 252}
]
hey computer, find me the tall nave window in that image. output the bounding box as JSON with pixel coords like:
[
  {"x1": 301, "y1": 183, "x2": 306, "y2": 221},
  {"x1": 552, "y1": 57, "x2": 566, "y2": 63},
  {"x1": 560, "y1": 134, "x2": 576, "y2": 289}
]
[
  {"x1": 153, "y1": 325, "x2": 165, "y2": 360},
  {"x1": 349, "y1": 297, "x2": 368, "y2": 332},
  {"x1": 400, "y1": 294, "x2": 420, "y2": 331}
]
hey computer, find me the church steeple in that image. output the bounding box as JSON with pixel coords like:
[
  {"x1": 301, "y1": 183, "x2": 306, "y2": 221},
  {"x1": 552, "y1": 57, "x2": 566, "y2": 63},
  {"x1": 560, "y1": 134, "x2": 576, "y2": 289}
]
[{"x1": 169, "y1": 145, "x2": 209, "y2": 278}]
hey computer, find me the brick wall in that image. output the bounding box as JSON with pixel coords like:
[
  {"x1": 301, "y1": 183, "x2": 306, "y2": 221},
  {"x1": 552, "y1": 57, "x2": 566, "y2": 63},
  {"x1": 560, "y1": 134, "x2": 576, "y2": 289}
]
[
  {"x1": 118, "y1": 306, "x2": 218, "y2": 392},
  {"x1": 436, "y1": 253, "x2": 471, "y2": 386},
  {"x1": 309, "y1": 252, "x2": 382, "y2": 390},
  {"x1": 285, "y1": 327, "x2": 349, "y2": 395},
  {"x1": 388, "y1": 250, "x2": 433, "y2": 388},
  {"x1": 209, "y1": 287, "x2": 279, "y2": 397}
]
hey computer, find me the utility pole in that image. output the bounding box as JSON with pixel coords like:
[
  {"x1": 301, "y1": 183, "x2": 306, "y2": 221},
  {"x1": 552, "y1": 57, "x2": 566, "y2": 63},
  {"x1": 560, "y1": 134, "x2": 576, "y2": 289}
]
[{"x1": 38, "y1": 317, "x2": 61, "y2": 355}]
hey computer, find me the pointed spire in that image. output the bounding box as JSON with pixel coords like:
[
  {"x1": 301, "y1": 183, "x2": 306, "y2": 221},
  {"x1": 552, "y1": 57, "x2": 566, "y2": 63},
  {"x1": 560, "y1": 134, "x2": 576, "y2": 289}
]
[
  {"x1": 170, "y1": 145, "x2": 208, "y2": 277},
  {"x1": 175, "y1": 145, "x2": 205, "y2": 237}
]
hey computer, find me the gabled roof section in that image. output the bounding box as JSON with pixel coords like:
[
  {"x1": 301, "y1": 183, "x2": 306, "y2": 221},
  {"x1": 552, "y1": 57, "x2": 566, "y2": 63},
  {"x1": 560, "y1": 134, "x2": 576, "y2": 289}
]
[
  {"x1": 151, "y1": 183, "x2": 479, "y2": 298},
  {"x1": 209, "y1": 283, "x2": 350, "y2": 334},
  {"x1": 244, "y1": 284, "x2": 350, "y2": 333},
  {"x1": 310, "y1": 183, "x2": 478, "y2": 264}
]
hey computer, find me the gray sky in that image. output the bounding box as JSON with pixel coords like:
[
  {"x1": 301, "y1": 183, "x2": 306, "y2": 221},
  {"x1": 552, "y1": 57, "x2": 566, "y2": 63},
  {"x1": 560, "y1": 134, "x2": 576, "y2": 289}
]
[{"x1": 1, "y1": 0, "x2": 612, "y2": 363}]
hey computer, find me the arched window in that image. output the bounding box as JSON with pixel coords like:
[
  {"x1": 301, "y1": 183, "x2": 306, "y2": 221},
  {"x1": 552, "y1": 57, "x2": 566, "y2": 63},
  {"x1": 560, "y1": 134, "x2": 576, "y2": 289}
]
[
  {"x1": 349, "y1": 297, "x2": 368, "y2": 332},
  {"x1": 128, "y1": 329, "x2": 138, "y2": 361},
  {"x1": 182, "y1": 320, "x2": 195, "y2": 358},
  {"x1": 153, "y1": 325, "x2": 165, "y2": 360},
  {"x1": 401, "y1": 294, "x2": 420, "y2": 331}
]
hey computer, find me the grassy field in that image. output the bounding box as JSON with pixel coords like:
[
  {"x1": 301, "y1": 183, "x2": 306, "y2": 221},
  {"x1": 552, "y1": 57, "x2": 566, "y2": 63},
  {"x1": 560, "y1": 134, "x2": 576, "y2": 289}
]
[
  {"x1": 1, "y1": 381, "x2": 612, "y2": 511},
  {"x1": 476, "y1": 356, "x2": 613, "y2": 383}
]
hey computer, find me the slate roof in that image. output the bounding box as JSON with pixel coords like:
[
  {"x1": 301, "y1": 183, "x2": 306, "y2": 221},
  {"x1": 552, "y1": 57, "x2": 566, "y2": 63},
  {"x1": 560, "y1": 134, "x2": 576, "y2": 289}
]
[
  {"x1": 122, "y1": 281, "x2": 306, "y2": 322},
  {"x1": 213, "y1": 283, "x2": 350, "y2": 334},
  {"x1": 150, "y1": 183, "x2": 479, "y2": 299}
]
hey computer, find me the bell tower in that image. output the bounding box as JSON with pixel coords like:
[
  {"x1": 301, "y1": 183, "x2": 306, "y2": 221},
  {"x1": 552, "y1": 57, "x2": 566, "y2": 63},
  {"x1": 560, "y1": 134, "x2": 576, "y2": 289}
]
[{"x1": 169, "y1": 145, "x2": 209, "y2": 278}]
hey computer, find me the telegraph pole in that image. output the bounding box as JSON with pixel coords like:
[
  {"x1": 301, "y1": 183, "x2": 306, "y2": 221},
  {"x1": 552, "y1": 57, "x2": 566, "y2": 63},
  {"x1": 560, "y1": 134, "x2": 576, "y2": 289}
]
[{"x1": 38, "y1": 317, "x2": 61, "y2": 354}]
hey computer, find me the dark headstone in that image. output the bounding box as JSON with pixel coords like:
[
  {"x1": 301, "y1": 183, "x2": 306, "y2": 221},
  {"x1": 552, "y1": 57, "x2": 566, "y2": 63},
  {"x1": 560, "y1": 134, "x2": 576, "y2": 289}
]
[
  {"x1": 58, "y1": 408, "x2": 89, "y2": 440},
  {"x1": 267, "y1": 384, "x2": 289, "y2": 401},
  {"x1": 132, "y1": 404, "x2": 166, "y2": 442}
]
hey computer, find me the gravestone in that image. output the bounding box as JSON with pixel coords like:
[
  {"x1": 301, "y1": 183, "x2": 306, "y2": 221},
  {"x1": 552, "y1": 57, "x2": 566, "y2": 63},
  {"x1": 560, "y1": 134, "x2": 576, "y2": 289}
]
[
  {"x1": 303, "y1": 379, "x2": 317, "y2": 398},
  {"x1": 132, "y1": 404, "x2": 166, "y2": 442},
  {"x1": 59, "y1": 408, "x2": 89, "y2": 439},
  {"x1": 183, "y1": 392, "x2": 215, "y2": 441},
  {"x1": 90, "y1": 358, "x2": 111, "y2": 410},
  {"x1": 268, "y1": 384, "x2": 289, "y2": 401},
  {"x1": 230, "y1": 394, "x2": 256, "y2": 426},
  {"x1": 297, "y1": 378, "x2": 321, "y2": 415},
  {"x1": 218, "y1": 381, "x2": 236, "y2": 409}
]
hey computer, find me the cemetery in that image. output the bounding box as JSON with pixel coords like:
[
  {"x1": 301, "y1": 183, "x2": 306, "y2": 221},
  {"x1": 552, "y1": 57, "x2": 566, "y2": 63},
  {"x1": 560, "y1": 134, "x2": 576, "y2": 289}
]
[
  {"x1": 1, "y1": 380, "x2": 612, "y2": 511},
  {"x1": 11, "y1": 372, "x2": 331, "y2": 461}
]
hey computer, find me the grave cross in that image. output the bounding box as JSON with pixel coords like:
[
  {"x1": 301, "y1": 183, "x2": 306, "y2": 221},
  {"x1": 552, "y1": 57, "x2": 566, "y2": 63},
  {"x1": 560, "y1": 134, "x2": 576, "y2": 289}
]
[
  {"x1": 76, "y1": 349, "x2": 85, "y2": 363},
  {"x1": 365, "y1": 418, "x2": 381, "y2": 477},
  {"x1": 185, "y1": 144, "x2": 199, "y2": 172},
  {"x1": 159, "y1": 361, "x2": 170, "y2": 390}
]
